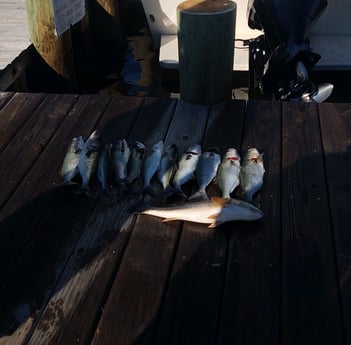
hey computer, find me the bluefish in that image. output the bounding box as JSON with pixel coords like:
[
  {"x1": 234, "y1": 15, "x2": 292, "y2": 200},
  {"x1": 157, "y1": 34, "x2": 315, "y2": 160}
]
[
  {"x1": 188, "y1": 148, "x2": 221, "y2": 200},
  {"x1": 141, "y1": 140, "x2": 164, "y2": 196},
  {"x1": 171, "y1": 144, "x2": 201, "y2": 197}
]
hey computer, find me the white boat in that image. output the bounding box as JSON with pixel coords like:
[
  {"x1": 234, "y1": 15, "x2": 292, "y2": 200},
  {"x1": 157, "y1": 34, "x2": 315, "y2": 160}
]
[{"x1": 140, "y1": 0, "x2": 351, "y2": 71}]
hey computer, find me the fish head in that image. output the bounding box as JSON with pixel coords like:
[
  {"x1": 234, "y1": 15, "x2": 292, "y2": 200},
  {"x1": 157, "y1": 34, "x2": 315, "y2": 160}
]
[
  {"x1": 134, "y1": 141, "x2": 146, "y2": 152},
  {"x1": 88, "y1": 130, "x2": 98, "y2": 139},
  {"x1": 85, "y1": 131, "x2": 101, "y2": 154},
  {"x1": 185, "y1": 144, "x2": 201, "y2": 155},
  {"x1": 246, "y1": 147, "x2": 260, "y2": 158},
  {"x1": 114, "y1": 139, "x2": 129, "y2": 153},
  {"x1": 224, "y1": 148, "x2": 241, "y2": 165},
  {"x1": 207, "y1": 147, "x2": 221, "y2": 154},
  {"x1": 73, "y1": 136, "x2": 85, "y2": 153},
  {"x1": 153, "y1": 140, "x2": 165, "y2": 150}
]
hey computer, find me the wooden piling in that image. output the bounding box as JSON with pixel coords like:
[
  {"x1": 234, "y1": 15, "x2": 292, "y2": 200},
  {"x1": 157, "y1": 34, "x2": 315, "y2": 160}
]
[
  {"x1": 177, "y1": 0, "x2": 236, "y2": 104},
  {"x1": 25, "y1": 0, "x2": 122, "y2": 91},
  {"x1": 26, "y1": 0, "x2": 76, "y2": 81}
]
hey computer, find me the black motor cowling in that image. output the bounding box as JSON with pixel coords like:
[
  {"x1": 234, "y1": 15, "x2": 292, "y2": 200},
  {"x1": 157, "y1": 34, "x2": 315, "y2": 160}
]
[{"x1": 247, "y1": 0, "x2": 333, "y2": 102}]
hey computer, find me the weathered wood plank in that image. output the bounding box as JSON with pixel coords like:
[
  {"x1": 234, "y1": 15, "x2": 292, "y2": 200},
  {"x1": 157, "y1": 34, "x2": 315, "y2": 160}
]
[
  {"x1": 0, "y1": 93, "x2": 77, "y2": 209},
  {"x1": 0, "y1": 92, "x2": 14, "y2": 110},
  {"x1": 154, "y1": 101, "x2": 246, "y2": 345},
  {"x1": 0, "y1": 94, "x2": 110, "y2": 284},
  {"x1": 0, "y1": 46, "x2": 33, "y2": 91},
  {"x1": 217, "y1": 100, "x2": 281, "y2": 345},
  {"x1": 319, "y1": 102, "x2": 351, "y2": 345},
  {"x1": 281, "y1": 101, "x2": 343, "y2": 345},
  {"x1": 0, "y1": 95, "x2": 114, "y2": 345},
  {"x1": 0, "y1": 92, "x2": 46, "y2": 151},
  {"x1": 26, "y1": 97, "x2": 177, "y2": 345},
  {"x1": 90, "y1": 99, "x2": 209, "y2": 345}
]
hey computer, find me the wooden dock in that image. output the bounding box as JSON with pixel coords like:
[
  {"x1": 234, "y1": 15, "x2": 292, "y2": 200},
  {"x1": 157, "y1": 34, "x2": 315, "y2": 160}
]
[
  {"x1": 0, "y1": 0, "x2": 30, "y2": 70},
  {"x1": 0, "y1": 92, "x2": 351, "y2": 345}
]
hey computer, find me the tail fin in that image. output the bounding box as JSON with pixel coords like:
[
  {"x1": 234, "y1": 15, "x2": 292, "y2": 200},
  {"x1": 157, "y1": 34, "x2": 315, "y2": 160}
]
[
  {"x1": 188, "y1": 190, "x2": 208, "y2": 201},
  {"x1": 143, "y1": 185, "x2": 156, "y2": 197}
]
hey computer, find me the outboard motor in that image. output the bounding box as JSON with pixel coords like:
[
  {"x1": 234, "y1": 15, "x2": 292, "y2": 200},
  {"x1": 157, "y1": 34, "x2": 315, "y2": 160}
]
[{"x1": 247, "y1": 0, "x2": 333, "y2": 102}]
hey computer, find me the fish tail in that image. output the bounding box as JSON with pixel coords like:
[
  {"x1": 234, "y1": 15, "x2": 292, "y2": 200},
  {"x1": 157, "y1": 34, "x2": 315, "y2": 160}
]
[
  {"x1": 127, "y1": 200, "x2": 149, "y2": 214},
  {"x1": 188, "y1": 190, "x2": 208, "y2": 201},
  {"x1": 59, "y1": 180, "x2": 78, "y2": 187},
  {"x1": 162, "y1": 186, "x2": 175, "y2": 199},
  {"x1": 170, "y1": 185, "x2": 187, "y2": 199},
  {"x1": 143, "y1": 185, "x2": 156, "y2": 197},
  {"x1": 244, "y1": 194, "x2": 254, "y2": 203}
]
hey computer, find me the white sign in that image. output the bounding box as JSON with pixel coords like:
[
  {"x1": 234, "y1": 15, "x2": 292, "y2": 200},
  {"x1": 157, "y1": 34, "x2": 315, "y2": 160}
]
[{"x1": 52, "y1": 0, "x2": 85, "y2": 36}]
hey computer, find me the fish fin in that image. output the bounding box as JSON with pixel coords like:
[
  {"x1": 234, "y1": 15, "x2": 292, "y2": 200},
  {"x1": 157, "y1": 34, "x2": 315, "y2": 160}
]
[
  {"x1": 144, "y1": 185, "x2": 156, "y2": 197},
  {"x1": 236, "y1": 185, "x2": 245, "y2": 196},
  {"x1": 208, "y1": 218, "x2": 224, "y2": 228},
  {"x1": 188, "y1": 190, "x2": 208, "y2": 201},
  {"x1": 162, "y1": 217, "x2": 179, "y2": 223},
  {"x1": 127, "y1": 200, "x2": 149, "y2": 214},
  {"x1": 168, "y1": 186, "x2": 187, "y2": 199},
  {"x1": 59, "y1": 180, "x2": 78, "y2": 187},
  {"x1": 163, "y1": 186, "x2": 175, "y2": 199},
  {"x1": 210, "y1": 197, "x2": 229, "y2": 207}
]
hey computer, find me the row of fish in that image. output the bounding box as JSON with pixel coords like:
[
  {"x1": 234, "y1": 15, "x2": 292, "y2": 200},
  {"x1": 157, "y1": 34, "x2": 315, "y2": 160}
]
[
  {"x1": 60, "y1": 131, "x2": 265, "y2": 202},
  {"x1": 60, "y1": 131, "x2": 265, "y2": 227}
]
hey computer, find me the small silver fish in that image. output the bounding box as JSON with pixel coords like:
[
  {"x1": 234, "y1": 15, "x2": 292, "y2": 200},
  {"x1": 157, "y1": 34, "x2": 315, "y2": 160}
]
[
  {"x1": 171, "y1": 144, "x2": 201, "y2": 196},
  {"x1": 217, "y1": 148, "x2": 241, "y2": 199},
  {"x1": 239, "y1": 148, "x2": 265, "y2": 202},
  {"x1": 60, "y1": 136, "x2": 84, "y2": 185},
  {"x1": 126, "y1": 141, "x2": 146, "y2": 184},
  {"x1": 78, "y1": 131, "x2": 101, "y2": 191},
  {"x1": 157, "y1": 144, "x2": 178, "y2": 197},
  {"x1": 142, "y1": 140, "x2": 164, "y2": 195},
  {"x1": 137, "y1": 197, "x2": 263, "y2": 228},
  {"x1": 111, "y1": 139, "x2": 131, "y2": 184},
  {"x1": 97, "y1": 143, "x2": 112, "y2": 192},
  {"x1": 188, "y1": 148, "x2": 221, "y2": 200}
]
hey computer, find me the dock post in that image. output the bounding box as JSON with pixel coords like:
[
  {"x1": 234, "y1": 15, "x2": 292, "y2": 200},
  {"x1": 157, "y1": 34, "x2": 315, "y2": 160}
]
[
  {"x1": 26, "y1": 0, "x2": 77, "y2": 83},
  {"x1": 177, "y1": 0, "x2": 236, "y2": 104}
]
